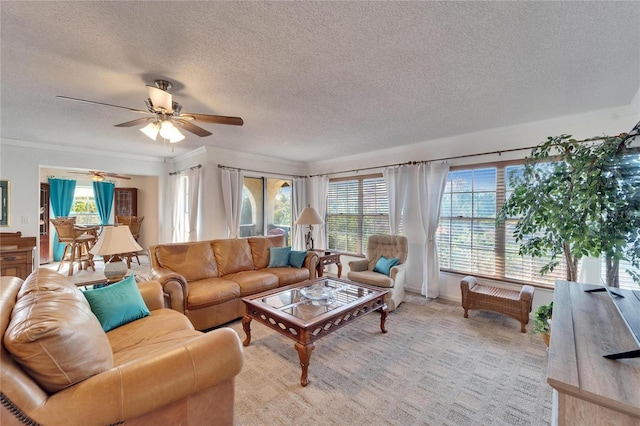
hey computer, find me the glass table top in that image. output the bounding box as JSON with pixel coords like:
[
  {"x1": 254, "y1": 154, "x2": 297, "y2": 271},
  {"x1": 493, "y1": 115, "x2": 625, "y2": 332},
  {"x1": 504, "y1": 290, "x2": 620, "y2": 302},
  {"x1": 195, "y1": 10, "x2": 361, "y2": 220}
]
[{"x1": 257, "y1": 279, "x2": 376, "y2": 321}]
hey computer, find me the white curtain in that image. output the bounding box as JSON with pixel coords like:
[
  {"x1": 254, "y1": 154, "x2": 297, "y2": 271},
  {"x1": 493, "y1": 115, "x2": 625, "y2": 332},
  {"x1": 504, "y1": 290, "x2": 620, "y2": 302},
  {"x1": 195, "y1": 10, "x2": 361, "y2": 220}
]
[
  {"x1": 418, "y1": 162, "x2": 450, "y2": 298},
  {"x1": 171, "y1": 167, "x2": 202, "y2": 243},
  {"x1": 308, "y1": 176, "x2": 329, "y2": 249},
  {"x1": 221, "y1": 168, "x2": 244, "y2": 238},
  {"x1": 383, "y1": 166, "x2": 408, "y2": 234},
  {"x1": 291, "y1": 178, "x2": 307, "y2": 250},
  {"x1": 185, "y1": 167, "x2": 201, "y2": 242}
]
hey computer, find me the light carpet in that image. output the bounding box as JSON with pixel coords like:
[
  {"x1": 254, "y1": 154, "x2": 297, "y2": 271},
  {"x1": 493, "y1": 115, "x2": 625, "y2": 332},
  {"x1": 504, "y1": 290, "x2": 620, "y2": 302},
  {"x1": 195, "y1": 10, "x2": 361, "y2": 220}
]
[
  {"x1": 38, "y1": 260, "x2": 552, "y2": 424},
  {"x1": 228, "y1": 293, "x2": 552, "y2": 426}
]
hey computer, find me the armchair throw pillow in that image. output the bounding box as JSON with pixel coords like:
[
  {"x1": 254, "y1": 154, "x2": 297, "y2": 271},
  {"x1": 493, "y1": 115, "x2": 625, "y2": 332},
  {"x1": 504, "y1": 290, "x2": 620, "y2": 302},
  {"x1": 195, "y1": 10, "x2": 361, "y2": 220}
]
[{"x1": 373, "y1": 256, "x2": 399, "y2": 276}]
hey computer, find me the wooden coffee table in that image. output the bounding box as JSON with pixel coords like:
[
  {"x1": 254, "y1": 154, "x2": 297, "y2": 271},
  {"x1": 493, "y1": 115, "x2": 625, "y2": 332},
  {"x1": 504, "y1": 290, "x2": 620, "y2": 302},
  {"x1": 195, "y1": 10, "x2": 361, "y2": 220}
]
[{"x1": 242, "y1": 277, "x2": 388, "y2": 386}]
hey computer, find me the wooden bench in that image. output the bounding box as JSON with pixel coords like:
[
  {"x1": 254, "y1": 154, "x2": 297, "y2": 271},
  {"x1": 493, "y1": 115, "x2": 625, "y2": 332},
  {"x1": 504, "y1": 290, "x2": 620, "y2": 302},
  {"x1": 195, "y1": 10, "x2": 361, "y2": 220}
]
[{"x1": 460, "y1": 276, "x2": 534, "y2": 333}]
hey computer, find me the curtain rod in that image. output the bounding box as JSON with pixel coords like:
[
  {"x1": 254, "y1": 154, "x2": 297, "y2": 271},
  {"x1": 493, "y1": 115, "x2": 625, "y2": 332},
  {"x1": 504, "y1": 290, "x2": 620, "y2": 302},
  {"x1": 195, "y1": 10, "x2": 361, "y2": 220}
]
[
  {"x1": 218, "y1": 127, "x2": 638, "y2": 179},
  {"x1": 169, "y1": 164, "x2": 202, "y2": 176},
  {"x1": 217, "y1": 164, "x2": 304, "y2": 179},
  {"x1": 308, "y1": 131, "x2": 638, "y2": 177}
]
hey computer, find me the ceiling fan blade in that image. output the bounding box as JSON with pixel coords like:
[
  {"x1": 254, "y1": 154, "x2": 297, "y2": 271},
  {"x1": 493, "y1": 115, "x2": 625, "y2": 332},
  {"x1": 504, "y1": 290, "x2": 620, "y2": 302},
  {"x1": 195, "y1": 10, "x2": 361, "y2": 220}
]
[
  {"x1": 146, "y1": 86, "x2": 173, "y2": 113},
  {"x1": 182, "y1": 113, "x2": 244, "y2": 126},
  {"x1": 114, "y1": 117, "x2": 154, "y2": 127},
  {"x1": 174, "y1": 120, "x2": 213, "y2": 137},
  {"x1": 56, "y1": 96, "x2": 148, "y2": 114},
  {"x1": 102, "y1": 173, "x2": 131, "y2": 180}
]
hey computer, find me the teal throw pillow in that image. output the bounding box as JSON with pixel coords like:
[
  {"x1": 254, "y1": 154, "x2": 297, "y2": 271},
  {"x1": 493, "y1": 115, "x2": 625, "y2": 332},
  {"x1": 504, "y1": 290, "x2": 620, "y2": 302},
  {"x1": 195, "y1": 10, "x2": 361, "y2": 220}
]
[
  {"x1": 268, "y1": 246, "x2": 291, "y2": 267},
  {"x1": 82, "y1": 275, "x2": 150, "y2": 332},
  {"x1": 289, "y1": 250, "x2": 307, "y2": 268},
  {"x1": 373, "y1": 256, "x2": 400, "y2": 276}
]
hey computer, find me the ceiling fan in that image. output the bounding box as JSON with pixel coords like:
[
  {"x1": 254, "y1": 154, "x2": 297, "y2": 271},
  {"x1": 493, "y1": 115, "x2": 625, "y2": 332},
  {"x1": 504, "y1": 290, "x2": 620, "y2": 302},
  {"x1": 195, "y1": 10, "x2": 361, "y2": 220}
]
[
  {"x1": 57, "y1": 79, "x2": 243, "y2": 143},
  {"x1": 69, "y1": 170, "x2": 131, "y2": 181}
]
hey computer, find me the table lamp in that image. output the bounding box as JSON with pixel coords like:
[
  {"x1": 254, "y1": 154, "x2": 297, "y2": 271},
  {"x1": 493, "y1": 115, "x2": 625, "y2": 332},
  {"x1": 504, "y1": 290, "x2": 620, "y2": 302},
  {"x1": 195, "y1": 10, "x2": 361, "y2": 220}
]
[
  {"x1": 295, "y1": 205, "x2": 324, "y2": 250},
  {"x1": 89, "y1": 225, "x2": 142, "y2": 283}
]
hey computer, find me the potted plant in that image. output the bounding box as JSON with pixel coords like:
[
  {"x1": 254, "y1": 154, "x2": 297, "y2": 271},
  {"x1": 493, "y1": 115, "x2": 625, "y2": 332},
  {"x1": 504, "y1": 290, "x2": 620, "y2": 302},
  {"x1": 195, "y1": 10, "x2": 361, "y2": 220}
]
[
  {"x1": 533, "y1": 302, "x2": 553, "y2": 346},
  {"x1": 496, "y1": 128, "x2": 640, "y2": 286}
]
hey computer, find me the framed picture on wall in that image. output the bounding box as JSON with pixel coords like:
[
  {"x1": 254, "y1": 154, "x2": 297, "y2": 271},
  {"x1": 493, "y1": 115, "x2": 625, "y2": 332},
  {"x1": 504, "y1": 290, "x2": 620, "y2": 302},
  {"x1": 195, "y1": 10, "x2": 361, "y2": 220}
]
[{"x1": 0, "y1": 180, "x2": 8, "y2": 226}]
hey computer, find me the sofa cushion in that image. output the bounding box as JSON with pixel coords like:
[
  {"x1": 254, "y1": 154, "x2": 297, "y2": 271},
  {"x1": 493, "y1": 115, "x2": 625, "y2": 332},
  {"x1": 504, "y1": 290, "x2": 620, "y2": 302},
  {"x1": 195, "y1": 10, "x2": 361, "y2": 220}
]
[
  {"x1": 248, "y1": 235, "x2": 285, "y2": 269},
  {"x1": 82, "y1": 275, "x2": 151, "y2": 332},
  {"x1": 224, "y1": 270, "x2": 279, "y2": 296},
  {"x1": 4, "y1": 269, "x2": 114, "y2": 393},
  {"x1": 268, "y1": 246, "x2": 291, "y2": 267},
  {"x1": 155, "y1": 241, "x2": 218, "y2": 281},
  {"x1": 213, "y1": 238, "x2": 254, "y2": 275},
  {"x1": 107, "y1": 309, "x2": 201, "y2": 365},
  {"x1": 187, "y1": 278, "x2": 241, "y2": 309},
  {"x1": 258, "y1": 267, "x2": 310, "y2": 286}
]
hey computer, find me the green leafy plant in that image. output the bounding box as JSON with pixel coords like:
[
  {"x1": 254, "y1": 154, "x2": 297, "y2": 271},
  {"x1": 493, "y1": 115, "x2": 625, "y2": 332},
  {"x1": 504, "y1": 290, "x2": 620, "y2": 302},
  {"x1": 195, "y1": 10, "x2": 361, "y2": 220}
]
[
  {"x1": 533, "y1": 302, "x2": 553, "y2": 335},
  {"x1": 496, "y1": 130, "x2": 640, "y2": 286}
]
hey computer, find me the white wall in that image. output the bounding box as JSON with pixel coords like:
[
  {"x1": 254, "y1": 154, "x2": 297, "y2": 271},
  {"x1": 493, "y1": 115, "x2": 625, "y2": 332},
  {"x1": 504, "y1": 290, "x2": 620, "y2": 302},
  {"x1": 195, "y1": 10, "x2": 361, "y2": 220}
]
[
  {"x1": 160, "y1": 145, "x2": 307, "y2": 241},
  {"x1": 2, "y1": 103, "x2": 638, "y2": 314},
  {"x1": 307, "y1": 105, "x2": 639, "y2": 312},
  {"x1": 0, "y1": 139, "x2": 165, "y2": 262}
]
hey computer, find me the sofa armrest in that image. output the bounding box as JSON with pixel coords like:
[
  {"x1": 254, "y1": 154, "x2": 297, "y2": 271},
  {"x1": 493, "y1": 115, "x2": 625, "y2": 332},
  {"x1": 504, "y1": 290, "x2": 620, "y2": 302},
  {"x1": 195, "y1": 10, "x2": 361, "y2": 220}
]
[
  {"x1": 27, "y1": 328, "x2": 244, "y2": 425},
  {"x1": 149, "y1": 266, "x2": 189, "y2": 314},
  {"x1": 304, "y1": 251, "x2": 320, "y2": 279},
  {"x1": 137, "y1": 280, "x2": 164, "y2": 311},
  {"x1": 348, "y1": 259, "x2": 369, "y2": 272}
]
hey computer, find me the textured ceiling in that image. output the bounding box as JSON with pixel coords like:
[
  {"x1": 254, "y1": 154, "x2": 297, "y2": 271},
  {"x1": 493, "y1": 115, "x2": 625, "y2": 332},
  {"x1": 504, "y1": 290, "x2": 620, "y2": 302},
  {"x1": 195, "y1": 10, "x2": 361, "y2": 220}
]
[{"x1": 1, "y1": 1, "x2": 639, "y2": 163}]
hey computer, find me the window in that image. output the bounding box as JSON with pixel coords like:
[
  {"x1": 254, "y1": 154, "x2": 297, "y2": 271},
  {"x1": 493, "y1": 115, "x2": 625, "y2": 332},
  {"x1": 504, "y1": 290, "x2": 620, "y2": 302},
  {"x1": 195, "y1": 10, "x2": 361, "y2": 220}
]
[
  {"x1": 326, "y1": 175, "x2": 389, "y2": 255},
  {"x1": 437, "y1": 162, "x2": 567, "y2": 286},
  {"x1": 240, "y1": 177, "x2": 292, "y2": 245},
  {"x1": 70, "y1": 186, "x2": 100, "y2": 225}
]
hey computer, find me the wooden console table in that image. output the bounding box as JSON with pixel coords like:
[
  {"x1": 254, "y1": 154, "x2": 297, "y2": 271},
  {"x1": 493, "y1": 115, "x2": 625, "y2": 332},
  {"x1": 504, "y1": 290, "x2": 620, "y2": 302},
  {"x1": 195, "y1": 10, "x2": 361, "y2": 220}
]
[
  {"x1": 1, "y1": 232, "x2": 36, "y2": 280},
  {"x1": 548, "y1": 280, "x2": 640, "y2": 425}
]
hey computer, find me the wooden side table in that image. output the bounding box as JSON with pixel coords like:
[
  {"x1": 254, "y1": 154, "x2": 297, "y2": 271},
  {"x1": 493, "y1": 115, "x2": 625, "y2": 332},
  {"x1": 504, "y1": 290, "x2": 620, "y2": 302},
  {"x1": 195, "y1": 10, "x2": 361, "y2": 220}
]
[{"x1": 313, "y1": 250, "x2": 342, "y2": 278}]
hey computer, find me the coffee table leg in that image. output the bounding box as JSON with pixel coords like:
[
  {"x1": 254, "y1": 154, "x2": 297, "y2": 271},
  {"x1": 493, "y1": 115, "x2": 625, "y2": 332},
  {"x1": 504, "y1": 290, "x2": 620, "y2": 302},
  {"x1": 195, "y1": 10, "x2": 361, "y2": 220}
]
[
  {"x1": 379, "y1": 306, "x2": 388, "y2": 333},
  {"x1": 294, "y1": 342, "x2": 316, "y2": 387},
  {"x1": 242, "y1": 315, "x2": 252, "y2": 346}
]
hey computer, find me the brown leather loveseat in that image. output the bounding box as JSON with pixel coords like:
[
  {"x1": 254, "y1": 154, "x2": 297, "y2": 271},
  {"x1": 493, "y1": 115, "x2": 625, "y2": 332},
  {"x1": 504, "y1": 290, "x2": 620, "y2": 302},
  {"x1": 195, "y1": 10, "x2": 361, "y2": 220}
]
[
  {"x1": 1, "y1": 269, "x2": 244, "y2": 426},
  {"x1": 149, "y1": 235, "x2": 319, "y2": 330}
]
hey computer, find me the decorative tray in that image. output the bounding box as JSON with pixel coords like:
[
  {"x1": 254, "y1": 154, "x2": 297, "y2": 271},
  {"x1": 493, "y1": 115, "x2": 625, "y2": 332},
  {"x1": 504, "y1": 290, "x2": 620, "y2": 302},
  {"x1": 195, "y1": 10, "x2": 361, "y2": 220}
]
[{"x1": 300, "y1": 286, "x2": 334, "y2": 301}]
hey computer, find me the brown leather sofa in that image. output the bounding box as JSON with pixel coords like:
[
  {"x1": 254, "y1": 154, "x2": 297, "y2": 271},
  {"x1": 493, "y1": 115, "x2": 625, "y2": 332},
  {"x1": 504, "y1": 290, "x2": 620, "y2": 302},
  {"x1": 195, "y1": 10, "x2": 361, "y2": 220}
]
[
  {"x1": 1, "y1": 269, "x2": 244, "y2": 426},
  {"x1": 149, "y1": 235, "x2": 319, "y2": 330}
]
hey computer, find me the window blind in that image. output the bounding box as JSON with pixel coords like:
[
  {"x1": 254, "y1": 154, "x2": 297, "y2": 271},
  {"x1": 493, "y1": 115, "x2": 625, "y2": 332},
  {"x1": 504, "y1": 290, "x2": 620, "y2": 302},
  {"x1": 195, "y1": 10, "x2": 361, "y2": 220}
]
[{"x1": 327, "y1": 175, "x2": 389, "y2": 255}]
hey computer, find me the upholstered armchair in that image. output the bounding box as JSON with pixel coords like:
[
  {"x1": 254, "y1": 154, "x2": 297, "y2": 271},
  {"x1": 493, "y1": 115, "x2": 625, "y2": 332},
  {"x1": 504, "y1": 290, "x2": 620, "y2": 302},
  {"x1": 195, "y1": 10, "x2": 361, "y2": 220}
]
[{"x1": 347, "y1": 235, "x2": 408, "y2": 311}]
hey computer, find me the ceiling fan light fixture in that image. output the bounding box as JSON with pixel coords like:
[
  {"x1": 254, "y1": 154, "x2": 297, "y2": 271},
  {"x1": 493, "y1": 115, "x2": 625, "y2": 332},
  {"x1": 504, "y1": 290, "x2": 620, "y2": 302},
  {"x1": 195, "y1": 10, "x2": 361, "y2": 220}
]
[
  {"x1": 169, "y1": 130, "x2": 186, "y2": 143},
  {"x1": 140, "y1": 121, "x2": 160, "y2": 140},
  {"x1": 159, "y1": 120, "x2": 176, "y2": 139}
]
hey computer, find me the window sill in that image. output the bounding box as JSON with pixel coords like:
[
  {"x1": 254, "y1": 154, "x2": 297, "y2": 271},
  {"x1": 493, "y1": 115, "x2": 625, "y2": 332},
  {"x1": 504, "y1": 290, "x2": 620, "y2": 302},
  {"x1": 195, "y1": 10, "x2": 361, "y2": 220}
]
[{"x1": 439, "y1": 269, "x2": 555, "y2": 291}]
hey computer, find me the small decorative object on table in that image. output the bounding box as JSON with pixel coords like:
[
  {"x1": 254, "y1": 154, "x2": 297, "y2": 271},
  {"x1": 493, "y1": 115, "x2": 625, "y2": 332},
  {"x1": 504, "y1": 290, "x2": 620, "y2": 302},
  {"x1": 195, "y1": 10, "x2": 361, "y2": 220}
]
[{"x1": 300, "y1": 282, "x2": 335, "y2": 305}]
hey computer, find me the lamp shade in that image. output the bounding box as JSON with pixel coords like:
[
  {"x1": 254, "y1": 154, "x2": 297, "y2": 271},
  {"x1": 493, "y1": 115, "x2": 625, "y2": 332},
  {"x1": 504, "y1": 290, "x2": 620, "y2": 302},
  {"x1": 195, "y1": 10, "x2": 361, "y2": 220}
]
[
  {"x1": 89, "y1": 225, "x2": 142, "y2": 256},
  {"x1": 140, "y1": 122, "x2": 160, "y2": 140},
  {"x1": 295, "y1": 206, "x2": 324, "y2": 225}
]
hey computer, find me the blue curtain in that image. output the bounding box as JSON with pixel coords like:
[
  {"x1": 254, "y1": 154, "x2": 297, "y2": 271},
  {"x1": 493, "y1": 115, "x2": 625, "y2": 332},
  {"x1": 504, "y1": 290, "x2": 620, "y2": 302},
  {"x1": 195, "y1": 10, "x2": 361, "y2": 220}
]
[
  {"x1": 92, "y1": 181, "x2": 115, "y2": 225},
  {"x1": 48, "y1": 178, "x2": 76, "y2": 261}
]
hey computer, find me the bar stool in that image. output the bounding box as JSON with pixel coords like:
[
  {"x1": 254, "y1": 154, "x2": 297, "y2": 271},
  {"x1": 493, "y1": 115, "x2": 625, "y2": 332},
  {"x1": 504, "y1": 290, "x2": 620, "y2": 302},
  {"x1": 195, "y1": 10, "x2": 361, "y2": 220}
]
[{"x1": 50, "y1": 217, "x2": 97, "y2": 276}]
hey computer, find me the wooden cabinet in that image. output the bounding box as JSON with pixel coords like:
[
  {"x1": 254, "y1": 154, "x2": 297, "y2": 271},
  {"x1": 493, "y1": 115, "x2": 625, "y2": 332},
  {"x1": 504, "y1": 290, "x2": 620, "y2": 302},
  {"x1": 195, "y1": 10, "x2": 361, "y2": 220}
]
[
  {"x1": 114, "y1": 187, "x2": 137, "y2": 217},
  {"x1": 39, "y1": 182, "x2": 50, "y2": 264},
  {"x1": 0, "y1": 232, "x2": 36, "y2": 280},
  {"x1": 548, "y1": 281, "x2": 640, "y2": 425}
]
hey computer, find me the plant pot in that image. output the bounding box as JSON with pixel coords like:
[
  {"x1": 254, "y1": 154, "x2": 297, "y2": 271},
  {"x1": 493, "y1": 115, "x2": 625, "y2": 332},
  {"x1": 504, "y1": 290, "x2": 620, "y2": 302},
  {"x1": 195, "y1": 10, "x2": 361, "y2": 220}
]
[{"x1": 542, "y1": 332, "x2": 550, "y2": 347}]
